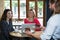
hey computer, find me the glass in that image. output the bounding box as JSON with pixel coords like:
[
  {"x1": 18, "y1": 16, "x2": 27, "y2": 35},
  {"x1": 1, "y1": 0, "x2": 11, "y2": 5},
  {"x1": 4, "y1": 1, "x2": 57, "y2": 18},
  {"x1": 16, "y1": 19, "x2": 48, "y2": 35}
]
[
  {"x1": 29, "y1": 1, "x2": 35, "y2": 9},
  {"x1": 13, "y1": 26, "x2": 19, "y2": 32},
  {"x1": 20, "y1": 0, "x2": 26, "y2": 19},
  {"x1": 4, "y1": 0, "x2": 10, "y2": 9},
  {"x1": 37, "y1": 1, "x2": 43, "y2": 17},
  {"x1": 12, "y1": 0, "x2": 18, "y2": 19},
  {"x1": 13, "y1": 26, "x2": 15, "y2": 30}
]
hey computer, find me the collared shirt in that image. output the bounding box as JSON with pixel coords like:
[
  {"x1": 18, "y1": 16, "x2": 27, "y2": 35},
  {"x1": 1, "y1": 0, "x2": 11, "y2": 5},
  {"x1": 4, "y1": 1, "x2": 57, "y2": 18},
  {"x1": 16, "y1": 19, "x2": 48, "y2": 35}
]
[{"x1": 40, "y1": 14, "x2": 60, "y2": 40}]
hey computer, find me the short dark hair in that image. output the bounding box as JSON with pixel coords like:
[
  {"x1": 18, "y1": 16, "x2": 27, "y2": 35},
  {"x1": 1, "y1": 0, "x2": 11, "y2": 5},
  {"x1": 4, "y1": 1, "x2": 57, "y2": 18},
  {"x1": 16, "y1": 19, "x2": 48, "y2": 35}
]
[{"x1": 1, "y1": 9, "x2": 12, "y2": 21}]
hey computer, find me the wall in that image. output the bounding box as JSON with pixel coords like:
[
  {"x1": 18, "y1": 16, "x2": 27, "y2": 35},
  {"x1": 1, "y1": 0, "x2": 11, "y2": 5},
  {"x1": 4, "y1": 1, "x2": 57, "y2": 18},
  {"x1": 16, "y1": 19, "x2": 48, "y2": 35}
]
[{"x1": 0, "y1": 0, "x2": 4, "y2": 20}]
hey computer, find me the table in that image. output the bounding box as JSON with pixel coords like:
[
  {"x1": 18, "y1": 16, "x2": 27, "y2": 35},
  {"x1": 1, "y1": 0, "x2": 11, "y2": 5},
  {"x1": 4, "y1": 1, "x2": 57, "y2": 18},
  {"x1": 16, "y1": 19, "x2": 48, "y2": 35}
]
[
  {"x1": 10, "y1": 31, "x2": 29, "y2": 37},
  {"x1": 10, "y1": 31, "x2": 43, "y2": 40},
  {"x1": 10, "y1": 31, "x2": 30, "y2": 40}
]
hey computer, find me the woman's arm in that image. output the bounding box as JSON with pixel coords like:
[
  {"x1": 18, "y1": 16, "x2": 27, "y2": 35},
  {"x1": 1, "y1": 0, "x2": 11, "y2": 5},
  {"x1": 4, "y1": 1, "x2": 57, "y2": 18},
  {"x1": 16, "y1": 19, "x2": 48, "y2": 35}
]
[{"x1": 1, "y1": 21, "x2": 10, "y2": 40}]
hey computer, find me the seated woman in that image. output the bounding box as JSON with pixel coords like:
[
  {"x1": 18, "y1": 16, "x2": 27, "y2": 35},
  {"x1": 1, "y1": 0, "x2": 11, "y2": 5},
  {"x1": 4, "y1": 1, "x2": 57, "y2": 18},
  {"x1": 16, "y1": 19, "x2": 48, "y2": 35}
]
[
  {"x1": 0, "y1": 9, "x2": 14, "y2": 40},
  {"x1": 24, "y1": 9, "x2": 43, "y2": 31}
]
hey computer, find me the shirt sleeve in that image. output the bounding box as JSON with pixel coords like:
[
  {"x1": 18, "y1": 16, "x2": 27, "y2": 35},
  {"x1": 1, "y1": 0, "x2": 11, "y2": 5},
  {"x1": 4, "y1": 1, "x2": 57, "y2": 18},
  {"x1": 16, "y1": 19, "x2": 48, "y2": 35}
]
[
  {"x1": 1, "y1": 21, "x2": 10, "y2": 39},
  {"x1": 40, "y1": 16, "x2": 57, "y2": 40},
  {"x1": 34, "y1": 18, "x2": 41, "y2": 26},
  {"x1": 24, "y1": 18, "x2": 27, "y2": 23}
]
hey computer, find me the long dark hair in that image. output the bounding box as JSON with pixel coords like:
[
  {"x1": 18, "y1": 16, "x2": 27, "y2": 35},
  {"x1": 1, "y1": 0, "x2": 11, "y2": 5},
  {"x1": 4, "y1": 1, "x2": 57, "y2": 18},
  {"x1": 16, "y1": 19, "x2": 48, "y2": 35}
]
[{"x1": 1, "y1": 9, "x2": 12, "y2": 22}]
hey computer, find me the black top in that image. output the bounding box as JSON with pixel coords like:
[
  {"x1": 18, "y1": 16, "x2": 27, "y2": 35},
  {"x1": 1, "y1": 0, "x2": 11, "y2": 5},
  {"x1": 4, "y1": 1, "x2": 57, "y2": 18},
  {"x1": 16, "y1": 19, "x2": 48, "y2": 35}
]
[{"x1": 0, "y1": 20, "x2": 14, "y2": 40}]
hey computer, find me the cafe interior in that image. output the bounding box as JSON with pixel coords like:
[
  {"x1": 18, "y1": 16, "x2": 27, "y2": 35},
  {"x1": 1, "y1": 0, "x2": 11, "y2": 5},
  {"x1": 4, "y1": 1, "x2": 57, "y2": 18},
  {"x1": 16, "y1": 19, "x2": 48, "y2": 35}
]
[{"x1": 0, "y1": 0, "x2": 58, "y2": 40}]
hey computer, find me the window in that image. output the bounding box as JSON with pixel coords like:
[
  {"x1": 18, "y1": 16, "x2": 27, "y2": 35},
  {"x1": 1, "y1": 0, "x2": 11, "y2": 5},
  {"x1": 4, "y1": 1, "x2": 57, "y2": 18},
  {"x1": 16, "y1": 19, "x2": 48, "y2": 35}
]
[
  {"x1": 20, "y1": 0, "x2": 26, "y2": 19},
  {"x1": 4, "y1": 0, "x2": 26, "y2": 19},
  {"x1": 4, "y1": 0, "x2": 10, "y2": 9},
  {"x1": 37, "y1": 1, "x2": 43, "y2": 17},
  {"x1": 29, "y1": 1, "x2": 35, "y2": 9},
  {"x1": 12, "y1": 0, "x2": 18, "y2": 19},
  {"x1": 28, "y1": 0, "x2": 44, "y2": 25}
]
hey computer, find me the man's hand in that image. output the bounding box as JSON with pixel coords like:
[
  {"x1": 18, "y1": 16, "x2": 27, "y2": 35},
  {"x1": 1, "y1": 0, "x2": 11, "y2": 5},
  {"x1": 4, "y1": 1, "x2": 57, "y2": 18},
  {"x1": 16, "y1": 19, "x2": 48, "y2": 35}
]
[{"x1": 40, "y1": 26, "x2": 46, "y2": 31}]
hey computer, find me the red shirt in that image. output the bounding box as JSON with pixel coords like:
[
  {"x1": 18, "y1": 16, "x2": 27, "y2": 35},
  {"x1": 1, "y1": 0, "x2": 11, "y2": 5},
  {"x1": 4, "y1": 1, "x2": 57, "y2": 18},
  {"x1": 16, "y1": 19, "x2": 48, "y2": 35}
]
[
  {"x1": 24, "y1": 18, "x2": 41, "y2": 26},
  {"x1": 24, "y1": 18, "x2": 41, "y2": 31}
]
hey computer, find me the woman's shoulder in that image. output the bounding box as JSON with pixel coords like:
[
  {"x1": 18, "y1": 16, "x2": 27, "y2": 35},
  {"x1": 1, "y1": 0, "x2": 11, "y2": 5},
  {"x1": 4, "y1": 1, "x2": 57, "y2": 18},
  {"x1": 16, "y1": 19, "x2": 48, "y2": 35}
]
[
  {"x1": 24, "y1": 18, "x2": 27, "y2": 20},
  {"x1": 34, "y1": 17, "x2": 38, "y2": 20},
  {"x1": 24, "y1": 18, "x2": 28, "y2": 21},
  {"x1": 0, "y1": 20, "x2": 7, "y2": 24},
  {"x1": 0, "y1": 20, "x2": 5, "y2": 22}
]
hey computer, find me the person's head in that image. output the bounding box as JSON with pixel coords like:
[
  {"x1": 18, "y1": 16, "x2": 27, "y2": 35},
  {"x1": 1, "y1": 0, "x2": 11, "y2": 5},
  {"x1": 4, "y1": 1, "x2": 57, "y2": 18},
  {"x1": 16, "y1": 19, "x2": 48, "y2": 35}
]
[
  {"x1": 1, "y1": 9, "x2": 12, "y2": 21},
  {"x1": 55, "y1": 0, "x2": 60, "y2": 13},
  {"x1": 27, "y1": 9, "x2": 35, "y2": 18},
  {"x1": 49, "y1": 0, "x2": 55, "y2": 10}
]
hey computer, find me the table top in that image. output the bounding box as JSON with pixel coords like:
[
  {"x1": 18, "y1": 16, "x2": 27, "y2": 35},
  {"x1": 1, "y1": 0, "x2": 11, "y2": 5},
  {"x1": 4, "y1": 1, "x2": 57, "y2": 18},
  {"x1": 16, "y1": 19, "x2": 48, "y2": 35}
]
[
  {"x1": 10, "y1": 31, "x2": 29, "y2": 37},
  {"x1": 10, "y1": 31, "x2": 43, "y2": 38}
]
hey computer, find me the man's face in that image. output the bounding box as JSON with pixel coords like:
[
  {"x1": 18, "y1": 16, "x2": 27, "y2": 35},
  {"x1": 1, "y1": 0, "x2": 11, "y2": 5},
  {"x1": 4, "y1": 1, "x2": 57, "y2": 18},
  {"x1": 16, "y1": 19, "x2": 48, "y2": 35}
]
[{"x1": 49, "y1": 3, "x2": 55, "y2": 10}]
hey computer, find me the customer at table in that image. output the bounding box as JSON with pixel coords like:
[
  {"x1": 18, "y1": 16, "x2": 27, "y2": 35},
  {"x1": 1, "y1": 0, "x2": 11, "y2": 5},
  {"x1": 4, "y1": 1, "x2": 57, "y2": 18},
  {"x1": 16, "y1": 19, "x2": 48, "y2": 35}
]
[
  {"x1": 24, "y1": 9, "x2": 45, "y2": 31},
  {"x1": 24, "y1": 9, "x2": 41, "y2": 26},
  {"x1": 25, "y1": 0, "x2": 60, "y2": 40},
  {"x1": 24, "y1": 9, "x2": 41, "y2": 40},
  {"x1": 0, "y1": 9, "x2": 14, "y2": 40}
]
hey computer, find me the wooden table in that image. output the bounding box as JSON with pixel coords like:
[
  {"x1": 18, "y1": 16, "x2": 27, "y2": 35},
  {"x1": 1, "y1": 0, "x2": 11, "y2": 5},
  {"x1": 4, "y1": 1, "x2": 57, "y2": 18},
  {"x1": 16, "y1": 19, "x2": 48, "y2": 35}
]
[
  {"x1": 10, "y1": 31, "x2": 29, "y2": 37},
  {"x1": 10, "y1": 31, "x2": 30, "y2": 40},
  {"x1": 10, "y1": 31, "x2": 43, "y2": 40}
]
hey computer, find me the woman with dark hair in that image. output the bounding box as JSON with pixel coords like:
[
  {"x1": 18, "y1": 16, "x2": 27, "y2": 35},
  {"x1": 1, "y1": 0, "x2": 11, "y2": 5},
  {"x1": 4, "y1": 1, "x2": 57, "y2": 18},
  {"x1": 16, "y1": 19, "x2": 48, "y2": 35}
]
[{"x1": 0, "y1": 9, "x2": 14, "y2": 40}]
